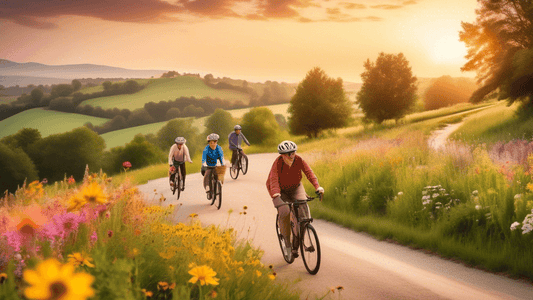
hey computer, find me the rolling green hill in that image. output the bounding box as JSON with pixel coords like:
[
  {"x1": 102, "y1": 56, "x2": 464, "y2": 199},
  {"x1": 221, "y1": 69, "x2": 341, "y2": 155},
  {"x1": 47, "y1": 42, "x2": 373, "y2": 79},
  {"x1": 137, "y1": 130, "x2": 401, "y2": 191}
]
[
  {"x1": 0, "y1": 108, "x2": 109, "y2": 139},
  {"x1": 79, "y1": 77, "x2": 251, "y2": 110}
]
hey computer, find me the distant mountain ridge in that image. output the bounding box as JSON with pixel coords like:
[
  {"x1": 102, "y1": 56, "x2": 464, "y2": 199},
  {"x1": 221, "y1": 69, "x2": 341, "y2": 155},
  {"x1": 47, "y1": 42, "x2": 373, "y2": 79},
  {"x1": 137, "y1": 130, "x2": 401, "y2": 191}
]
[{"x1": 0, "y1": 59, "x2": 168, "y2": 87}]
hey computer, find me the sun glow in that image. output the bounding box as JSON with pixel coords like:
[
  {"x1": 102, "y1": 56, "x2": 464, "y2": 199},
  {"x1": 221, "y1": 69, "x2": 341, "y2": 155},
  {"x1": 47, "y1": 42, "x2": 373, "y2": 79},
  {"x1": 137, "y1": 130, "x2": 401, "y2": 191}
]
[{"x1": 430, "y1": 34, "x2": 468, "y2": 64}]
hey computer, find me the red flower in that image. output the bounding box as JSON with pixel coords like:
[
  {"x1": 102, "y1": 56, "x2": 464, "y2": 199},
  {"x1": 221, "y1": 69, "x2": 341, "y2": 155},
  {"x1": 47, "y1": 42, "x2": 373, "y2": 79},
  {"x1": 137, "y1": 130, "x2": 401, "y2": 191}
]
[
  {"x1": 67, "y1": 176, "x2": 76, "y2": 185},
  {"x1": 122, "y1": 161, "x2": 132, "y2": 169}
]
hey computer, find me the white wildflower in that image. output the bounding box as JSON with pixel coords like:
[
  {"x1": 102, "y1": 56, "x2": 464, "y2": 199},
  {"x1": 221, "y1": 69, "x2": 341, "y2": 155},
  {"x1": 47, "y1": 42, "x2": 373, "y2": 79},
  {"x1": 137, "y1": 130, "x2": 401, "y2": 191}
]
[{"x1": 510, "y1": 222, "x2": 520, "y2": 231}]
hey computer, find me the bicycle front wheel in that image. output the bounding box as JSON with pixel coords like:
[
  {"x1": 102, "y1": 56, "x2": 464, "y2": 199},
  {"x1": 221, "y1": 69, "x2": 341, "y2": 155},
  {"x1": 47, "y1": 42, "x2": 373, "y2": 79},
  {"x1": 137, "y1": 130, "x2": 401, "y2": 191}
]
[
  {"x1": 276, "y1": 215, "x2": 295, "y2": 264},
  {"x1": 230, "y1": 162, "x2": 239, "y2": 180},
  {"x1": 215, "y1": 181, "x2": 222, "y2": 209},
  {"x1": 241, "y1": 154, "x2": 248, "y2": 175},
  {"x1": 300, "y1": 223, "x2": 321, "y2": 274}
]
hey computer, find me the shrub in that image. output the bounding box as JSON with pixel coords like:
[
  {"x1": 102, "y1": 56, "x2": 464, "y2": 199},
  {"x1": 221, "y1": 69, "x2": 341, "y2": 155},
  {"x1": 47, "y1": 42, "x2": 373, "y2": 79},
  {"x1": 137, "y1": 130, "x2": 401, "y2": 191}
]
[
  {"x1": 102, "y1": 135, "x2": 164, "y2": 174},
  {"x1": 0, "y1": 142, "x2": 39, "y2": 193},
  {"x1": 156, "y1": 118, "x2": 201, "y2": 157},
  {"x1": 0, "y1": 127, "x2": 42, "y2": 153},
  {"x1": 241, "y1": 107, "x2": 281, "y2": 145},
  {"x1": 203, "y1": 109, "x2": 234, "y2": 146},
  {"x1": 27, "y1": 127, "x2": 106, "y2": 182}
]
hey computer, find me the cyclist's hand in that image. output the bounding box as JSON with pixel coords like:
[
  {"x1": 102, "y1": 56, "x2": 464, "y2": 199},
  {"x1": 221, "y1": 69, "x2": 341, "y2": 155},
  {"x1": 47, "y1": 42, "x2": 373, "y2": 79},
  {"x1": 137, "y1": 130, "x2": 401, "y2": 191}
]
[
  {"x1": 202, "y1": 162, "x2": 207, "y2": 167},
  {"x1": 316, "y1": 187, "x2": 324, "y2": 194},
  {"x1": 169, "y1": 166, "x2": 176, "y2": 172}
]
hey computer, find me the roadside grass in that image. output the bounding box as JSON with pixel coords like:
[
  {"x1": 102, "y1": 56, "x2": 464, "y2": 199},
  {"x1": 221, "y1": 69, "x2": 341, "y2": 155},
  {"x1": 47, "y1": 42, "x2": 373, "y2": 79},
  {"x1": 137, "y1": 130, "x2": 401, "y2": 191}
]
[
  {"x1": 79, "y1": 77, "x2": 251, "y2": 110},
  {"x1": 0, "y1": 108, "x2": 109, "y2": 139},
  {"x1": 451, "y1": 102, "x2": 533, "y2": 144},
  {"x1": 304, "y1": 128, "x2": 533, "y2": 280}
]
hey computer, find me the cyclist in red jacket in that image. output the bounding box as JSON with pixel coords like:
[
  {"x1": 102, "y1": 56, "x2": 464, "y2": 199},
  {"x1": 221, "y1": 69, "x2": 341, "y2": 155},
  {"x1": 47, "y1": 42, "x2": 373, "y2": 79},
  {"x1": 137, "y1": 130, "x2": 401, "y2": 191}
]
[{"x1": 266, "y1": 140, "x2": 324, "y2": 257}]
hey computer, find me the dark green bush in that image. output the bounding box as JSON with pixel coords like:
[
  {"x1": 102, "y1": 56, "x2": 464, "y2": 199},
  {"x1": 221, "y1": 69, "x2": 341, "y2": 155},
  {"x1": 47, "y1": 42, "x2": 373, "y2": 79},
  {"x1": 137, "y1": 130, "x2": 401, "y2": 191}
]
[{"x1": 0, "y1": 142, "x2": 39, "y2": 193}]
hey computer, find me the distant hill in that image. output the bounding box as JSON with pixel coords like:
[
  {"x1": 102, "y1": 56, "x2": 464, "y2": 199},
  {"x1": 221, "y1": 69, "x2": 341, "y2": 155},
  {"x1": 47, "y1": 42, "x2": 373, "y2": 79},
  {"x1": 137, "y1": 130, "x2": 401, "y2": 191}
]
[{"x1": 0, "y1": 59, "x2": 168, "y2": 87}]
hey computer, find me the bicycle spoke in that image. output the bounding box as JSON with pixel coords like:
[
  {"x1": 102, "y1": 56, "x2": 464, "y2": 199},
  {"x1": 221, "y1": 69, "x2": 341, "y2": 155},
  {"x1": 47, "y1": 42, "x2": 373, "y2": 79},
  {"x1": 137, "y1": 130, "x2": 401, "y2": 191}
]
[{"x1": 300, "y1": 224, "x2": 321, "y2": 274}]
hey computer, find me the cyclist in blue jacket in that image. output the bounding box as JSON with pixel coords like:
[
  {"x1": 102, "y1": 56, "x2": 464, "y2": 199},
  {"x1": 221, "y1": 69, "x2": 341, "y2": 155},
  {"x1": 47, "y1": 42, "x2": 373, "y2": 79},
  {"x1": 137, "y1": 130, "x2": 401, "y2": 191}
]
[{"x1": 202, "y1": 133, "x2": 225, "y2": 198}]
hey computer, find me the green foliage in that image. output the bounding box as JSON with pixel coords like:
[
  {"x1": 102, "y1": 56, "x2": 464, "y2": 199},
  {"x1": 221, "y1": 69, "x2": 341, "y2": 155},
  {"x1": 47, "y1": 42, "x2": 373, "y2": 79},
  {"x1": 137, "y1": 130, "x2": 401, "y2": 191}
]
[
  {"x1": 30, "y1": 88, "x2": 44, "y2": 105},
  {"x1": 288, "y1": 67, "x2": 353, "y2": 138},
  {"x1": 183, "y1": 104, "x2": 204, "y2": 117},
  {"x1": 460, "y1": 1, "x2": 533, "y2": 105},
  {"x1": 164, "y1": 107, "x2": 181, "y2": 120},
  {"x1": 102, "y1": 134, "x2": 164, "y2": 174},
  {"x1": 51, "y1": 84, "x2": 74, "y2": 98},
  {"x1": 156, "y1": 118, "x2": 201, "y2": 156},
  {"x1": 0, "y1": 142, "x2": 38, "y2": 193},
  {"x1": 49, "y1": 97, "x2": 75, "y2": 112},
  {"x1": 0, "y1": 127, "x2": 41, "y2": 153},
  {"x1": 241, "y1": 107, "x2": 281, "y2": 145},
  {"x1": 356, "y1": 52, "x2": 417, "y2": 124},
  {"x1": 203, "y1": 109, "x2": 234, "y2": 146},
  {"x1": 72, "y1": 79, "x2": 82, "y2": 92},
  {"x1": 27, "y1": 126, "x2": 106, "y2": 182}
]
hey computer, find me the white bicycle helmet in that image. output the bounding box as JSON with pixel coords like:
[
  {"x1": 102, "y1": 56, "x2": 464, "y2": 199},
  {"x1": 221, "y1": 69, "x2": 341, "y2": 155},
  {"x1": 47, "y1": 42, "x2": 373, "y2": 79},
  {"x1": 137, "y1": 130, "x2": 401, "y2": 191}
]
[
  {"x1": 207, "y1": 133, "x2": 220, "y2": 141},
  {"x1": 234, "y1": 125, "x2": 242, "y2": 130},
  {"x1": 277, "y1": 140, "x2": 297, "y2": 154},
  {"x1": 175, "y1": 137, "x2": 186, "y2": 144}
]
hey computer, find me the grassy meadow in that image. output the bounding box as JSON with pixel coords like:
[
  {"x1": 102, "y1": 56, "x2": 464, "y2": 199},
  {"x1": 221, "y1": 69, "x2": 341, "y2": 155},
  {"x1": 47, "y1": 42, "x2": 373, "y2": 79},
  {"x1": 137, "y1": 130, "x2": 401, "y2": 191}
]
[
  {"x1": 0, "y1": 108, "x2": 109, "y2": 139},
  {"x1": 79, "y1": 77, "x2": 251, "y2": 110},
  {"x1": 78, "y1": 79, "x2": 152, "y2": 94}
]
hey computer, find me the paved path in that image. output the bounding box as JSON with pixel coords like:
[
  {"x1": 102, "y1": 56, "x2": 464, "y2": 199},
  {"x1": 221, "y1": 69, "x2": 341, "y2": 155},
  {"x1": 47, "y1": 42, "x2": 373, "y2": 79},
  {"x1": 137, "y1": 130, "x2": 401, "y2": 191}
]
[{"x1": 138, "y1": 152, "x2": 533, "y2": 300}]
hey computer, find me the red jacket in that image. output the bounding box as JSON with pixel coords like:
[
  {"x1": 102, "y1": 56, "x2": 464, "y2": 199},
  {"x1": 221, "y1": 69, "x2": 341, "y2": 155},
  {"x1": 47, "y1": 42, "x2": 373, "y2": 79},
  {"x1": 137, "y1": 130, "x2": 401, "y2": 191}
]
[{"x1": 266, "y1": 155, "x2": 319, "y2": 198}]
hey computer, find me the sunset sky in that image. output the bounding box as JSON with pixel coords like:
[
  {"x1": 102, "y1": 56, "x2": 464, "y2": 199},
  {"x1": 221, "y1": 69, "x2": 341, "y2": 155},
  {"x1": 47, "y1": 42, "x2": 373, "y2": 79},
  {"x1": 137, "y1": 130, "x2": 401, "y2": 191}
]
[{"x1": 0, "y1": 0, "x2": 478, "y2": 83}]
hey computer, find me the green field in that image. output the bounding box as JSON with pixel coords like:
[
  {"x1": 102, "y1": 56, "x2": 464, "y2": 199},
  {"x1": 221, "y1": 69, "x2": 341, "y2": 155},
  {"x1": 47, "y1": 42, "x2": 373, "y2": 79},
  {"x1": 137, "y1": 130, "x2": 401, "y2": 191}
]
[
  {"x1": 79, "y1": 77, "x2": 251, "y2": 110},
  {"x1": 0, "y1": 108, "x2": 109, "y2": 139}
]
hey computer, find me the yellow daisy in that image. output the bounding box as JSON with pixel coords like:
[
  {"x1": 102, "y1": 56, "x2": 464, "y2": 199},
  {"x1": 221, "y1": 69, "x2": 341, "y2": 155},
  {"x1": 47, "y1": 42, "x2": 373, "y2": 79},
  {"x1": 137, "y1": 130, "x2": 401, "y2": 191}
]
[
  {"x1": 24, "y1": 258, "x2": 94, "y2": 300},
  {"x1": 188, "y1": 265, "x2": 219, "y2": 286},
  {"x1": 67, "y1": 253, "x2": 95, "y2": 268}
]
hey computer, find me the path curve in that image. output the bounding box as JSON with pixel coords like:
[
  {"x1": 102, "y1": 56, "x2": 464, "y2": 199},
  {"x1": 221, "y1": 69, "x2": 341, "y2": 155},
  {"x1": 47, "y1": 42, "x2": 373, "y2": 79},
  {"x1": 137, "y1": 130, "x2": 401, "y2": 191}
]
[{"x1": 138, "y1": 152, "x2": 533, "y2": 300}]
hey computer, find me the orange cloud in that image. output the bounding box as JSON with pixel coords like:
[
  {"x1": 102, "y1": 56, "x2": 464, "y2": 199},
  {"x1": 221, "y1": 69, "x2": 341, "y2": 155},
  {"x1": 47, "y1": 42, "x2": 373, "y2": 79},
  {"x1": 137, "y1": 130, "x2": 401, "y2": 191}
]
[{"x1": 0, "y1": 0, "x2": 415, "y2": 28}]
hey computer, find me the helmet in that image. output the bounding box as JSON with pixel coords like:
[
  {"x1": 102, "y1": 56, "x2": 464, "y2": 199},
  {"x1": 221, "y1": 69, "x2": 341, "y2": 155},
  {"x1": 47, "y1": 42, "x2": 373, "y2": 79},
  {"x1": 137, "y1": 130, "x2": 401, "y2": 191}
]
[
  {"x1": 175, "y1": 137, "x2": 186, "y2": 144},
  {"x1": 234, "y1": 125, "x2": 242, "y2": 130},
  {"x1": 207, "y1": 133, "x2": 220, "y2": 141},
  {"x1": 277, "y1": 140, "x2": 297, "y2": 154}
]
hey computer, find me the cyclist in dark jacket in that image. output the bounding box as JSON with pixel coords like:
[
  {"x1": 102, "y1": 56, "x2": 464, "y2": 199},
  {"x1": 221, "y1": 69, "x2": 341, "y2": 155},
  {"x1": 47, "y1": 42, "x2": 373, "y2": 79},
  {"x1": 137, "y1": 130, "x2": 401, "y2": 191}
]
[{"x1": 228, "y1": 125, "x2": 250, "y2": 170}]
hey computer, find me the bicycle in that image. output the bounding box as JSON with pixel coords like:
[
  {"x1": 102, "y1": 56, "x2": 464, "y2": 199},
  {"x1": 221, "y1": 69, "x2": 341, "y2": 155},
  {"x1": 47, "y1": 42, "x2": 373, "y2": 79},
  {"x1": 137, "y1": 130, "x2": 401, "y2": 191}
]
[
  {"x1": 275, "y1": 192, "x2": 322, "y2": 275},
  {"x1": 205, "y1": 166, "x2": 223, "y2": 210},
  {"x1": 229, "y1": 148, "x2": 248, "y2": 180},
  {"x1": 170, "y1": 161, "x2": 185, "y2": 200}
]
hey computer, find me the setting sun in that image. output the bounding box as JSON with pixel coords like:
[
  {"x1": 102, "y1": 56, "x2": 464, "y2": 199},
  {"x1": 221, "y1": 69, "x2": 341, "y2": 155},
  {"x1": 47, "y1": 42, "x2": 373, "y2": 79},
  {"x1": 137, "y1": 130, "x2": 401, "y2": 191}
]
[{"x1": 430, "y1": 34, "x2": 468, "y2": 64}]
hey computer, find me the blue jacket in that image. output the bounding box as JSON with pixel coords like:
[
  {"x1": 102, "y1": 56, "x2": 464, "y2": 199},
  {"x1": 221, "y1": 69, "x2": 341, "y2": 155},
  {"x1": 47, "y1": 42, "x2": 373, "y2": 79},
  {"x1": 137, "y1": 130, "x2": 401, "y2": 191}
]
[{"x1": 202, "y1": 145, "x2": 224, "y2": 166}]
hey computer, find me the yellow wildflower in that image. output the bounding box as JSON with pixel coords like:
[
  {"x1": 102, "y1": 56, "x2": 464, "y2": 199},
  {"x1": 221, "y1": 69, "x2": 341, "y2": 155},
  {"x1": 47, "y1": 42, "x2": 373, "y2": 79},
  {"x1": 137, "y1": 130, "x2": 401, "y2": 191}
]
[
  {"x1": 24, "y1": 259, "x2": 94, "y2": 300},
  {"x1": 268, "y1": 272, "x2": 277, "y2": 280},
  {"x1": 209, "y1": 290, "x2": 218, "y2": 298},
  {"x1": 141, "y1": 289, "x2": 153, "y2": 297},
  {"x1": 188, "y1": 265, "x2": 219, "y2": 286},
  {"x1": 255, "y1": 270, "x2": 262, "y2": 277},
  {"x1": 0, "y1": 273, "x2": 7, "y2": 284},
  {"x1": 158, "y1": 281, "x2": 169, "y2": 291},
  {"x1": 189, "y1": 213, "x2": 198, "y2": 218},
  {"x1": 67, "y1": 252, "x2": 95, "y2": 268}
]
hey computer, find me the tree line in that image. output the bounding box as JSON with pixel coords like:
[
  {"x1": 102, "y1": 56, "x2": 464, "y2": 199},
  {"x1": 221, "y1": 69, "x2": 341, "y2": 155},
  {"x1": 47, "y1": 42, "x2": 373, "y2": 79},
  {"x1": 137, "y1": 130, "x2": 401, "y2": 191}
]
[{"x1": 0, "y1": 107, "x2": 289, "y2": 193}]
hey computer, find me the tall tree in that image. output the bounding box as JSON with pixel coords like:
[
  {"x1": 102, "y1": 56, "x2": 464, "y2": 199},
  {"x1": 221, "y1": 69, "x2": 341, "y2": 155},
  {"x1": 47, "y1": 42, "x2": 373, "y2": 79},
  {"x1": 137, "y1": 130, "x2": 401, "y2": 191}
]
[
  {"x1": 356, "y1": 53, "x2": 417, "y2": 124},
  {"x1": 460, "y1": 0, "x2": 533, "y2": 106},
  {"x1": 203, "y1": 108, "x2": 234, "y2": 146},
  {"x1": 288, "y1": 67, "x2": 353, "y2": 138}
]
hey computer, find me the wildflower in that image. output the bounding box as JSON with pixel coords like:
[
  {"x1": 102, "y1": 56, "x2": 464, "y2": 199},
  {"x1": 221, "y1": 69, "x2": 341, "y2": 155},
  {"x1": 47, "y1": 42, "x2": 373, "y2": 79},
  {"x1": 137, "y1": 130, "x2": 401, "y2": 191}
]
[
  {"x1": 336, "y1": 286, "x2": 344, "y2": 291},
  {"x1": 243, "y1": 206, "x2": 248, "y2": 210},
  {"x1": 209, "y1": 290, "x2": 218, "y2": 298},
  {"x1": 134, "y1": 229, "x2": 142, "y2": 236},
  {"x1": 68, "y1": 182, "x2": 108, "y2": 212},
  {"x1": 41, "y1": 178, "x2": 48, "y2": 185},
  {"x1": 141, "y1": 289, "x2": 153, "y2": 297},
  {"x1": 123, "y1": 161, "x2": 132, "y2": 169},
  {"x1": 188, "y1": 265, "x2": 220, "y2": 286},
  {"x1": 189, "y1": 213, "x2": 198, "y2": 218},
  {"x1": 169, "y1": 282, "x2": 176, "y2": 290},
  {"x1": 132, "y1": 248, "x2": 139, "y2": 256},
  {"x1": 68, "y1": 252, "x2": 95, "y2": 268},
  {"x1": 510, "y1": 222, "x2": 520, "y2": 231},
  {"x1": 475, "y1": 205, "x2": 481, "y2": 210},
  {"x1": 0, "y1": 273, "x2": 6, "y2": 284},
  {"x1": 255, "y1": 270, "x2": 262, "y2": 277},
  {"x1": 398, "y1": 192, "x2": 403, "y2": 196},
  {"x1": 268, "y1": 264, "x2": 273, "y2": 269},
  {"x1": 68, "y1": 176, "x2": 76, "y2": 185},
  {"x1": 158, "y1": 281, "x2": 169, "y2": 291},
  {"x1": 24, "y1": 258, "x2": 95, "y2": 300},
  {"x1": 107, "y1": 230, "x2": 113, "y2": 238},
  {"x1": 90, "y1": 231, "x2": 97, "y2": 243},
  {"x1": 268, "y1": 272, "x2": 276, "y2": 280}
]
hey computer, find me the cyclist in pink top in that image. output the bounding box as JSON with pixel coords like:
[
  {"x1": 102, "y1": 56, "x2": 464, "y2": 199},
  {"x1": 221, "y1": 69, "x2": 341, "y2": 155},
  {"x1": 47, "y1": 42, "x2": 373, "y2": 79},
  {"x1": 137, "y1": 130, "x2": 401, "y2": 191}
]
[{"x1": 266, "y1": 140, "x2": 324, "y2": 257}]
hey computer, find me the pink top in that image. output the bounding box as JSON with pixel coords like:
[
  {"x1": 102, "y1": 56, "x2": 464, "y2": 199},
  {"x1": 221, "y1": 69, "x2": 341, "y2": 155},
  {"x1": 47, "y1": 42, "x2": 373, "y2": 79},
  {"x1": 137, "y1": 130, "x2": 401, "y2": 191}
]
[{"x1": 266, "y1": 155, "x2": 319, "y2": 198}]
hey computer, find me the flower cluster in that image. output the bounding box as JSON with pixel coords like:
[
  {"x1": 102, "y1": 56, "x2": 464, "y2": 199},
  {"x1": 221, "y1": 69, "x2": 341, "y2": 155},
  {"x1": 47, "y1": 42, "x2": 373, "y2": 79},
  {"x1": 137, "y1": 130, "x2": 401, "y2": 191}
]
[{"x1": 421, "y1": 185, "x2": 460, "y2": 220}]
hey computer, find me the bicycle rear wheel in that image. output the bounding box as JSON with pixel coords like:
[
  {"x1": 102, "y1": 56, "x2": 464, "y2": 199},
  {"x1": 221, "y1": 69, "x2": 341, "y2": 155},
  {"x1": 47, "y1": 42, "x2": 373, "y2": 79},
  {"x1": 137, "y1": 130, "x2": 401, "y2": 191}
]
[
  {"x1": 241, "y1": 154, "x2": 248, "y2": 175},
  {"x1": 214, "y1": 181, "x2": 222, "y2": 209},
  {"x1": 300, "y1": 223, "x2": 321, "y2": 274},
  {"x1": 276, "y1": 215, "x2": 295, "y2": 264}
]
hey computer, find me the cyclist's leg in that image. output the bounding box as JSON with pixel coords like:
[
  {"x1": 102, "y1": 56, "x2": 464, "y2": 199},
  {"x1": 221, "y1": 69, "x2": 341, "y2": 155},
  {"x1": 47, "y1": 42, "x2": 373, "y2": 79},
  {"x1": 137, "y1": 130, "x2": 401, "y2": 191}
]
[
  {"x1": 274, "y1": 195, "x2": 291, "y2": 249},
  {"x1": 180, "y1": 163, "x2": 186, "y2": 188},
  {"x1": 204, "y1": 168, "x2": 212, "y2": 192},
  {"x1": 231, "y1": 149, "x2": 238, "y2": 167},
  {"x1": 294, "y1": 184, "x2": 311, "y2": 220}
]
